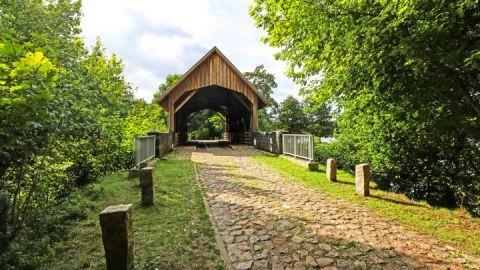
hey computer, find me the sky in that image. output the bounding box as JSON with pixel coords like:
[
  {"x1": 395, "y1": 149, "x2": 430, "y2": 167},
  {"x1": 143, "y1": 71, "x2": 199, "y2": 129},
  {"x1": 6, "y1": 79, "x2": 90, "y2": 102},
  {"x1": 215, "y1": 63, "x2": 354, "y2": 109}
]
[{"x1": 80, "y1": 0, "x2": 300, "y2": 104}]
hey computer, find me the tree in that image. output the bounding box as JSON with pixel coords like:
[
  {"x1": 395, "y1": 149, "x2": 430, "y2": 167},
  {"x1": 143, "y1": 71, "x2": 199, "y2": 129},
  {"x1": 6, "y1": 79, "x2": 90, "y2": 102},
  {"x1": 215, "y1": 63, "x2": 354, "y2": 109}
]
[
  {"x1": 188, "y1": 110, "x2": 224, "y2": 140},
  {"x1": 250, "y1": 0, "x2": 480, "y2": 215},
  {"x1": 244, "y1": 65, "x2": 278, "y2": 131},
  {"x1": 0, "y1": 1, "x2": 167, "y2": 267},
  {"x1": 303, "y1": 100, "x2": 335, "y2": 137},
  {"x1": 244, "y1": 65, "x2": 278, "y2": 108},
  {"x1": 153, "y1": 73, "x2": 182, "y2": 101},
  {"x1": 276, "y1": 96, "x2": 306, "y2": 133}
]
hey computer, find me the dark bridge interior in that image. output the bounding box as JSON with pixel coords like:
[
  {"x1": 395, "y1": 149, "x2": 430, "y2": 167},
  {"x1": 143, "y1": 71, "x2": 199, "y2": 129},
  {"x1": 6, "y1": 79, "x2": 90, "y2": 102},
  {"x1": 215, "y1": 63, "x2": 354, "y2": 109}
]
[{"x1": 174, "y1": 86, "x2": 252, "y2": 144}]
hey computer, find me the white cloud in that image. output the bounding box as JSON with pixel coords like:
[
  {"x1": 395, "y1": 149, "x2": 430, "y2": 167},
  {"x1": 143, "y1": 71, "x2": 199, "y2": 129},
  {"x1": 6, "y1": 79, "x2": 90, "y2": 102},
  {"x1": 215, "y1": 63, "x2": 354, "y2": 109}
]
[{"x1": 81, "y1": 0, "x2": 300, "y2": 103}]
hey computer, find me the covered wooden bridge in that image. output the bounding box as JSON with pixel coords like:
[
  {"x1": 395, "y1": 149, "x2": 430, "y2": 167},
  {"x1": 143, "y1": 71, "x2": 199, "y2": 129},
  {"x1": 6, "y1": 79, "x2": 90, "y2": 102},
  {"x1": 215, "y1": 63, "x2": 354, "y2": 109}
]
[{"x1": 155, "y1": 47, "x2": 269, "y2": 145}]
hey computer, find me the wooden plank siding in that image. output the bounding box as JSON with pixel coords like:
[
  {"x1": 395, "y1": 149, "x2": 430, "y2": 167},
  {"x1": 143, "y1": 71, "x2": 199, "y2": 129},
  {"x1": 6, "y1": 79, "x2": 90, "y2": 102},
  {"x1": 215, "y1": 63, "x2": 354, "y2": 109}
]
[{"x1": 156, "y1": 47, "x2": 268, "y2": 132}]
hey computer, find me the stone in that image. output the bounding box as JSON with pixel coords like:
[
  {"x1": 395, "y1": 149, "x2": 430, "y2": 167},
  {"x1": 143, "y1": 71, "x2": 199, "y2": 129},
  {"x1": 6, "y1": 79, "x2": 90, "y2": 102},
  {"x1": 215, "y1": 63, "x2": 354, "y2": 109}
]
[
  {"x1": 308, "y1": 161, "x2": 319, "y2": 171},
  {"x1": 353, "y1": 260, "x2": 367, "y2": 269},
  {"x1": 231, "y1": 230, "x2": 243, "y2": 236},
  {"x1": 316, "y1": 257, "x2": 334, "y2": 267},
  {"x1": 254, "y1": 249, "x2": 268, "y2": 260},
  {"x1": 236, "y1": 235, "x2": 248, "y2": 243},
  {"x1": 326, "y1": 159, "x2": 337, "y2": 182},
  {"x1": 272, "y1": 261, "x2": 284, "y2": 270},
  {"x1": 140, "y1": 167, "x2": 155, "y2": 206},
  {"x1": 305, "y1": 256, "x2": 318, "y2": 267},
  {"x1": 99, "y1": 204, "x2": 134, "y2": 270},
  {"x1": 253, "y1": 259, "x2": 268, "y2": 268},
  {"x1": 250, "y1": 235, "x2": 260, "y2": 244},
  {"x1": 236, "y1": 260, "x2": 253, "y2": 270},
  {"x1": 292, "y1": 236, "x2": 303, "y2": 243},
  {"x1": 259, "y1": 234, "x2": 270, "y2": 241},
  {"x1": 355, "y1": 163, "x2": 370, "y2": 196},
  {"x1": 293, "y1": 262, "x2": 306, "y2": 270}
]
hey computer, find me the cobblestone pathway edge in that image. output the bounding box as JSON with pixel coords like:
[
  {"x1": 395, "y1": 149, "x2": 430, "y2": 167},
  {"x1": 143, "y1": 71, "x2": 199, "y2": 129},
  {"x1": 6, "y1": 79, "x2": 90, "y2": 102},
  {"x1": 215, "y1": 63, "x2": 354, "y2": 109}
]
[{"x1": 194, "y1": 162, "x2": 235, "y2": 270}]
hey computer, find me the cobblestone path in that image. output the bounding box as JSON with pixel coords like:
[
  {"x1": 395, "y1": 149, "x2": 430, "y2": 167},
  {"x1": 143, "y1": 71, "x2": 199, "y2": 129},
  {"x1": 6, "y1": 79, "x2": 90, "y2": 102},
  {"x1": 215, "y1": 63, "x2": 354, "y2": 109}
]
[{"x1": 176, "y1": 146, "x2": 479, "y2": 270}]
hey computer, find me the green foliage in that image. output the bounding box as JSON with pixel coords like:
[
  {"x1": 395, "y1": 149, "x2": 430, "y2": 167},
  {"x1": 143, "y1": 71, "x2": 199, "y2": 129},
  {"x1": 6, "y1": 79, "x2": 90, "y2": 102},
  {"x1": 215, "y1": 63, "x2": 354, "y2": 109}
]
[
  {"x1": 303, "y1": 99, "x2": 336, "y2": 137},
  {"x1": 314, "y1": 138, "x2": 358, "y2": 173},
  {"x1": 275, "y1": 95, "x2": 307, "y2": 133},
  {"x1": 250, "y1": 0, "x2": 480, "y2": 215},
  {"x1": 188, "y1": 110, "x2": 224, "y2": 140},
  {"x1": 0, "y1": 191, "x2": 11, "y2": 253},
  {"x1": 244, "y1": 65, "x2": 278, "y2": 108},
  {"x1": 244, "y1": 65, "x2": 278, "y2": 131},
  {"x1": 0, "y1": 186, "x2": 98, "y2": 269},
  {"x1": 0, "y1": 1, "x2": 168, "y2": 267},
  {"x1": 153, "y1": 73, "x2": 182, "y2": 101},
  {"x1": 123, "y1": 100, "x2": 168, "y2": 147}
]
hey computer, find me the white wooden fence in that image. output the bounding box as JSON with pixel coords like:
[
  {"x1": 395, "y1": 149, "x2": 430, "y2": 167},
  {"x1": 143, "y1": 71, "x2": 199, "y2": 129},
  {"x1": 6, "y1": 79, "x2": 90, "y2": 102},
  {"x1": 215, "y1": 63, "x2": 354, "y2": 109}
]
[
  {"x1": 282, "y1": 134, "x2": 314, "y2": 161},
  {"x1": 135, "y1": 135, "x2": 156, "y2": 166}
]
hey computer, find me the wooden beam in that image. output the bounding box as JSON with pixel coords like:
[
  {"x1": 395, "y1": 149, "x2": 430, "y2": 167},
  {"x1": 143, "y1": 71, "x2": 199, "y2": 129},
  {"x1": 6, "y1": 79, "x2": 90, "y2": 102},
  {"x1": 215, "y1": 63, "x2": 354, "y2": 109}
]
[
  {"x1": 215, "y1": 112, "x2": 226, "y2": 122},
  {"x1": 232, "y1": 92, "x2": 252, "y2": 112},
  {"x1": 175, "y1": 90, "x2": 198, "y2": 113}
]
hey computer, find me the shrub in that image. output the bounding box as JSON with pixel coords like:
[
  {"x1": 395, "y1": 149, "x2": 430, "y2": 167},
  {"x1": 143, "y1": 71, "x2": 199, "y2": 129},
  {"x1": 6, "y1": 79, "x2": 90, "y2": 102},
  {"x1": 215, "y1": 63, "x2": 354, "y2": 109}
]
[{"x1": 314, "y1": 136, "x2": 358, "y2": 173}]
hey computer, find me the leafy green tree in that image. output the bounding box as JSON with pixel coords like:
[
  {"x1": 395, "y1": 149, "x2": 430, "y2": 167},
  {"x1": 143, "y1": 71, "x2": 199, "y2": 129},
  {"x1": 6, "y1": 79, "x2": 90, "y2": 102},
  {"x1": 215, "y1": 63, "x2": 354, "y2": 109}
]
[
  {"x1": 0, "y1": 1, "x2": 167, "y2": 267},
  {"x1": 303, "y1": 99, "x2": 335, "y2": 137},
  {"x1": 276, "y1": 96, "x2": 306, "y2": 133},
  {"x1": 188, "y1": 110, "x2": 224, "y2": 140},
  {"x1": 153, "y1": 73, "x2": 182, "y2": 101},
  {"x1": 244, "y1": 65, "x2": 278, "y2": 108},
  {"x1": 244, "y1": 65, "x2": 278, "y2": 131},
  {"x1": 250, "y1": 0, "x2": 480, "y2": 214}
]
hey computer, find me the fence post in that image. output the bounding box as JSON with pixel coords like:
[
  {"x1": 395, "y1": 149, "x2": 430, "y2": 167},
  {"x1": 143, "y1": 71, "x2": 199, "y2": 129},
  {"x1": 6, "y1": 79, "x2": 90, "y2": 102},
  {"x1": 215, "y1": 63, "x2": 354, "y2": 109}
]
[
  {"x1": 99, "y1": 204, "x2": 134, "y2": 270},
  {"x1": 355, "y1": 164, "x2": 371, "y2": 196},
  {"x1": 140, "y1": 167, "x2": 155, "y2": 206},
  {"x1": 310, "y1": 135, "x2": 314, "y2": 160},
  {"x1": 293, "y1": 135, "x2": 297, "y2": 158}
]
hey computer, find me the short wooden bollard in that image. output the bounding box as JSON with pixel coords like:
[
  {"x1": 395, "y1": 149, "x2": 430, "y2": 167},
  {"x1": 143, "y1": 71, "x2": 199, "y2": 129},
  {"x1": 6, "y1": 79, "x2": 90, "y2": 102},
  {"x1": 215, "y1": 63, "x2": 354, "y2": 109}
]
[
  {"x1": 326, "y1": 159, "x2": 337, "y2": 182},
  {"x1": 140, "y1": 167, "x2": 154, "y2": 206},
  {"x1": 355, "y1": 163, "x2": 370, "y2": 196},
  {"x1": 308, "y1": 161, "x2": 319, "y2": 171},
  {"x1": 99, "y1": 204, "x2": 134, "y2": 270}
]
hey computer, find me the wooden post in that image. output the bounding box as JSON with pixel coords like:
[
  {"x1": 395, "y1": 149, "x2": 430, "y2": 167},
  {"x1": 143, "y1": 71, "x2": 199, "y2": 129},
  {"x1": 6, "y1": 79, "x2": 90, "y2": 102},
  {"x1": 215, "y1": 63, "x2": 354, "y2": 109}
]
[
  {"x1": 140, "y1": 167, "x2": 155, "y2": 206},
  {"x1": 99, "y1": 204, "x2": 134, "y2": 270},
  {"x1": 355, "y1": 164, "x2": 370, "y2": 196},
  {"x1": 252, "y1": 97, "x2": 258, "y2": 132},
  {"x1": 326, "y1": 159, "x2": 337, "y2": 182}
]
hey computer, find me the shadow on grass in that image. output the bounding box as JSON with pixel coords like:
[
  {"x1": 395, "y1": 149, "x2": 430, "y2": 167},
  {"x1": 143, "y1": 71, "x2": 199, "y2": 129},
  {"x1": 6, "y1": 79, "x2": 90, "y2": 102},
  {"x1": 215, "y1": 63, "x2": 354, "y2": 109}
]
[
  {"x1": 333, "y1": 179, "x2": 355, "y2": 186},
  {"x1": 368, "y1": 194, "x2": 429, "y2": 208}
]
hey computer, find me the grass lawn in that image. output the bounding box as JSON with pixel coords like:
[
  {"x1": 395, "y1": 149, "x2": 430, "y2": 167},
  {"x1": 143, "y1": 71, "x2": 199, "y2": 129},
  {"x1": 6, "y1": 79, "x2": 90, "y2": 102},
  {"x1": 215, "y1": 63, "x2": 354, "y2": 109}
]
[
  {"x1": 253, "y1": 155, "x2": 480, "y2": 255},
  {"x1": 47, "y1": 159, "x2": 225, "y2": 269}
]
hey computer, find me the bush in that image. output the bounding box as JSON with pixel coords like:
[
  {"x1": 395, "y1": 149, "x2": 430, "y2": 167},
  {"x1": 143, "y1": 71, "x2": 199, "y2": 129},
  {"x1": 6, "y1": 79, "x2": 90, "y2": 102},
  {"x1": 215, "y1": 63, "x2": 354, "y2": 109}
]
[
  {"x1": 314, "y1": 136, "x2": 358, "y2": 173},
  {"x1": 0, "y1": 191, "x2": 12, "y2": 253},
  {"x1": 0, "y1": 187, "x2": 100, "y2": 269}
]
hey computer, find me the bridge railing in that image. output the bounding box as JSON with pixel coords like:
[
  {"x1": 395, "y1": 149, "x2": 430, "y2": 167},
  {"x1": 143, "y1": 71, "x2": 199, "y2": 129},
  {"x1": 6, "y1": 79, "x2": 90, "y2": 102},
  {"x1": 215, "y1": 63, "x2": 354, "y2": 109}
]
[
  {"x1": 282, "y1": 134, "x2": 314, "y2": 161},
  {"x1": 135, "y1": 135, "x2": 156, "y2": 166}
]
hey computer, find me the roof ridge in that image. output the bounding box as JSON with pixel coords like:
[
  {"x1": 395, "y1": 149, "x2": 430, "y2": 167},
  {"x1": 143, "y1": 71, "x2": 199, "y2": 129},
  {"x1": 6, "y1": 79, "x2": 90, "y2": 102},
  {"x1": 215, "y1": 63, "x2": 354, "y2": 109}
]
[{"x1": 154, "y1": 46, "x2": 270, "y2": 107}]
